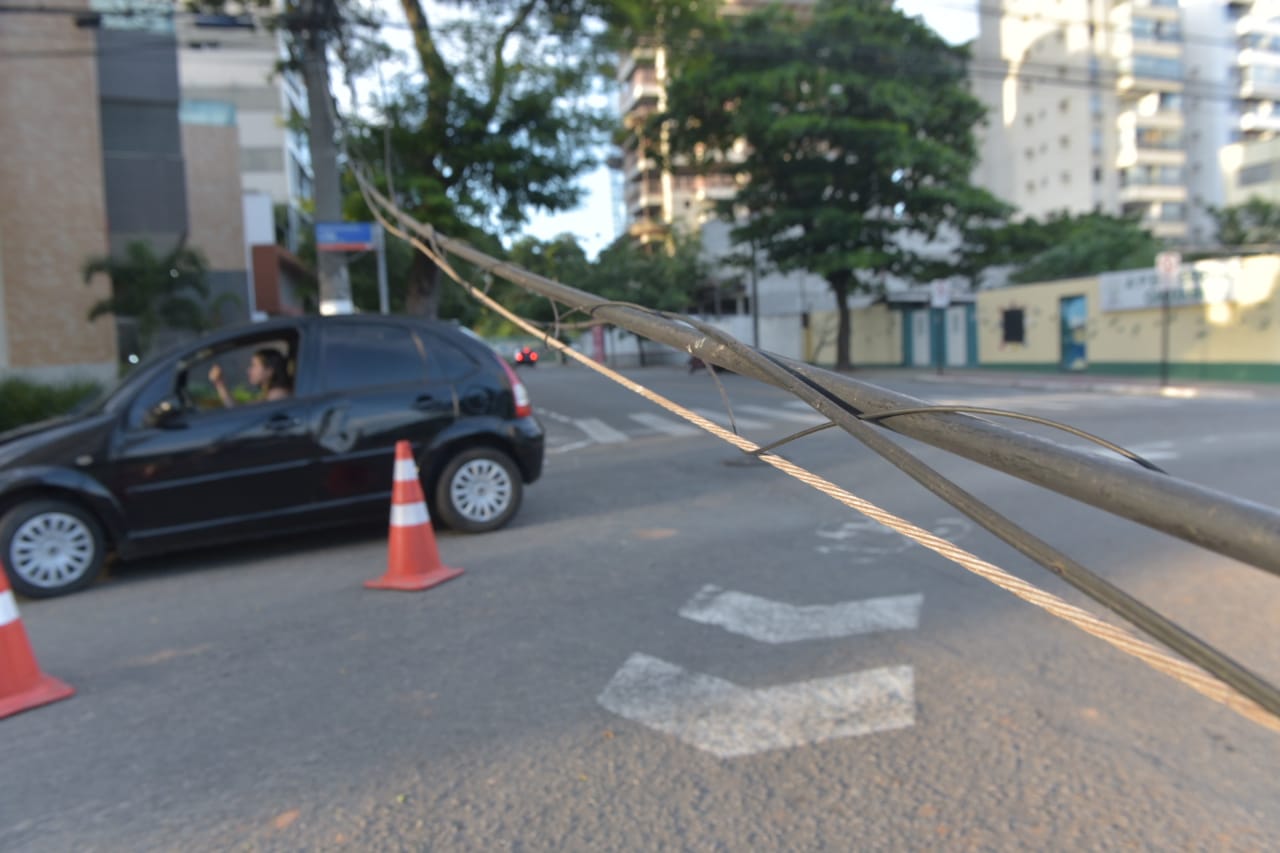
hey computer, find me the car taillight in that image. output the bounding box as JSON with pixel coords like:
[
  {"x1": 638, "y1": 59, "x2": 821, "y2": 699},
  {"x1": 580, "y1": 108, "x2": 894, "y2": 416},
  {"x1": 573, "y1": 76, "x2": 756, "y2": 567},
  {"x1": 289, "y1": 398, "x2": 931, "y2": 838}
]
[
  {"x1": 529, "y1": 352, "x2": 538, "y2": 362},
  {"x1": 497, "y1": 356, "x2": 533, "y2": 417}
]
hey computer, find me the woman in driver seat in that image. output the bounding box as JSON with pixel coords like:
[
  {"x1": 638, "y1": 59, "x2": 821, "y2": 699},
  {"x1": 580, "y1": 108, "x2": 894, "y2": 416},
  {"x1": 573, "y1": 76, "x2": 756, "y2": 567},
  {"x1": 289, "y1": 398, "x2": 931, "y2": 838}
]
[{"x1": 208, "y1": 348, "x2": 292, "y2": 407}]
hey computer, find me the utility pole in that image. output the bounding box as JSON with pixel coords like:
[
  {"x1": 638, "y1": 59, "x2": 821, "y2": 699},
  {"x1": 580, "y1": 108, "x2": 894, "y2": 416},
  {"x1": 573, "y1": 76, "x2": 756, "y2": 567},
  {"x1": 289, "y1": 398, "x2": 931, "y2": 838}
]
[{"x1": 297, "y1": 0, "x2": 353, "y2": 315}]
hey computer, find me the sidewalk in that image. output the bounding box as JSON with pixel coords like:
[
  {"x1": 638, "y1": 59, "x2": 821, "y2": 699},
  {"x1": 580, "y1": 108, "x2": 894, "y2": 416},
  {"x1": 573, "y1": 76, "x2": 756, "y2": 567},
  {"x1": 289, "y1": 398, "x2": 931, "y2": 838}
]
[{"x1": 850, "y1": 367, "x2": 1277, "y2": 400}]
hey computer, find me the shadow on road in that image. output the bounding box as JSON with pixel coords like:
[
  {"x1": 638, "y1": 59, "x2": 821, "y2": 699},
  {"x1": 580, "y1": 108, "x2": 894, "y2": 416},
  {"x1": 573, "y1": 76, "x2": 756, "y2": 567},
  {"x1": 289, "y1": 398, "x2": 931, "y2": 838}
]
[{"x1": 102, "y1": 522, "x2": 389, "y2": 590}]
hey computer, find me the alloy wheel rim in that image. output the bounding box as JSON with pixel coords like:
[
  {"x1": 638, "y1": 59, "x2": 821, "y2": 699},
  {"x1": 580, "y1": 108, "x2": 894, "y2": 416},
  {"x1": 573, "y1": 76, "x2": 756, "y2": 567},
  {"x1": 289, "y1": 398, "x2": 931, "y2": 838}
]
[
  {"x1": 450, "y1": 459, "x2": 513, "y2": 523},
  {"x1": 10, "y1": 512, "x2": 94, "y2": 589}
]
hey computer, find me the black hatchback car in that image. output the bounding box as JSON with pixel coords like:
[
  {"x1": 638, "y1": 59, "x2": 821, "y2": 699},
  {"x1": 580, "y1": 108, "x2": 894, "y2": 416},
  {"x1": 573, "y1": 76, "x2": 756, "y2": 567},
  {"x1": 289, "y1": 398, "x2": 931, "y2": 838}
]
[{"x1": 0, "y1": 315, "x2": 544, "y2": 598}]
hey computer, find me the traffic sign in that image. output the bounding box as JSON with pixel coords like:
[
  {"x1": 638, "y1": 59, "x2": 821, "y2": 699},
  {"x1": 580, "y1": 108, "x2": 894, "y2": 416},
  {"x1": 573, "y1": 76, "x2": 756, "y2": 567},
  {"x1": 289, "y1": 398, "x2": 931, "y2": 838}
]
[
  {"x1": 316, "y1": 222, "x2": 377, "y2": 252},
  {"x1": 930, "y1": 280, "x2": 951, "y2": 308},
  {"x1": 1156, "y1": 251, "x2": 1181, "y2": 292}
]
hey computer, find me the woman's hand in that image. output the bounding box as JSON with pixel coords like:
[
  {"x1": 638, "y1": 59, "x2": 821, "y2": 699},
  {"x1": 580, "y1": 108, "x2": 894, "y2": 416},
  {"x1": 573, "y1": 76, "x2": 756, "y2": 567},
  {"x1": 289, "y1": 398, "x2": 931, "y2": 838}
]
[{"x1": 209, "y1": 363, "x2": 223, "y2": 385}]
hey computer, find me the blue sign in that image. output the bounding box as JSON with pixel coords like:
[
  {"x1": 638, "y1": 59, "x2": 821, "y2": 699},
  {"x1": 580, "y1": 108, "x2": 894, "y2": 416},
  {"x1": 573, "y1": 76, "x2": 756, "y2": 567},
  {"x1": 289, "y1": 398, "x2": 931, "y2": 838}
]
[{"x1": 316, "y1": 221, "x2": 376, "y2": 252}]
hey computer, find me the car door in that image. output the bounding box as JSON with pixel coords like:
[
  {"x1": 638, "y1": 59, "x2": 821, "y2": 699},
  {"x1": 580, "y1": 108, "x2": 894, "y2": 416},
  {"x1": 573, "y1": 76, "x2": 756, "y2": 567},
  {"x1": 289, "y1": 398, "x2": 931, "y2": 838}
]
[
  {"x1": 107, "y1": 331, "x2": 318, "y2": 544},
  {"x1": 312, "y1": 321, "x2": 458, "y2": 514}
]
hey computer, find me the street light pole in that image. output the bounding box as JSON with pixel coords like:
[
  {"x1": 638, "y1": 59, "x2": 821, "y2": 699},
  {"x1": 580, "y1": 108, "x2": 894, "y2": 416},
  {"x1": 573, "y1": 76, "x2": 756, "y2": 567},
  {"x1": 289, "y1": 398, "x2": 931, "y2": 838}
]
[{"x1": 1160, "y1": 288, "x2": 1170, "y2": 388}]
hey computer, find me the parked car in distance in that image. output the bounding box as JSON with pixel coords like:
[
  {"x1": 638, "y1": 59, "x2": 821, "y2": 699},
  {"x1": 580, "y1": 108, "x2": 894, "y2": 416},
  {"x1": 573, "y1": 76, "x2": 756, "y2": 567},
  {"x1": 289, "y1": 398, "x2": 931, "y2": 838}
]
[
  {"x1": 513, "y1": 345, "x2": 539, "y2": 367},
  {"x1": 0, "y1": 315, "x2": 544, "y2": 598}
]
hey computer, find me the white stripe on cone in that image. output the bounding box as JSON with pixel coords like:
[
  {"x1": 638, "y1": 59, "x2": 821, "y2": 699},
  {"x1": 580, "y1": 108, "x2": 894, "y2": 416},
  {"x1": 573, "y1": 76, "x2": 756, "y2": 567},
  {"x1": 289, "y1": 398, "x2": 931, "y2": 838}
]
[
  {"x1": 0, "y1": 589, "x2": 19, "y2": 628},
  {"x1": 391, "y1": 502, "x2": 430, "y2": 527},
  {"x1": 394, "y1": 458, "x2": 419, "y2": 482}
]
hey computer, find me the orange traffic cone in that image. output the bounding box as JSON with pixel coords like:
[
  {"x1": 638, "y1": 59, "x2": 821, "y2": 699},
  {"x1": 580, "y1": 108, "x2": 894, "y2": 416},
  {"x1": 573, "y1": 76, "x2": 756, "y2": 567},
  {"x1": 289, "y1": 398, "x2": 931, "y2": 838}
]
[
  {"x1": 365, "y1": 441, "x2": 464, "y2": 592},
  {"x1": 0, "y1": 566, "x2": 74, "y2": 719}
]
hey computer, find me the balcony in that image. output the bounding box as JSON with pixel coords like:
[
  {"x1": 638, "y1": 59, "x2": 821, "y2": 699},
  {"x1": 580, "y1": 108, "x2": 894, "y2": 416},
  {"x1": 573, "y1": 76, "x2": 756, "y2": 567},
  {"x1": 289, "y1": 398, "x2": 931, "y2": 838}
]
[
  {"x1": 1117, "y1": 108, "x2": 1183, "y2": 131},
  {"x1": 627, "y1": 218, "x2": 669, "y2": 245},
  {"x1": 1239, "y1": 111, "x2": 1280, "y2": 135},
  {"x1": 625, "y1": 179, "x2": 664, "y2": 211},
  {"x1": 1119, "y1": 182, "x2": 1187, "y2": 205},
  {"x1": 619, "y1": 81, "x2": 663, "y2": 116}
]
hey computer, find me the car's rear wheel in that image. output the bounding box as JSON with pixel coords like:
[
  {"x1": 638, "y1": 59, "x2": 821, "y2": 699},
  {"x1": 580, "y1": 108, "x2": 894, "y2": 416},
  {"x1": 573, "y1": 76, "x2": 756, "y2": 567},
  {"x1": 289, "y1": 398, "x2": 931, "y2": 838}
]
[
  {"x1": 1, "y1": 499, "x2": 106, "y2": 598},
  {"x1": 433, "y1": 447, "x2": 522, "y2": 533}
]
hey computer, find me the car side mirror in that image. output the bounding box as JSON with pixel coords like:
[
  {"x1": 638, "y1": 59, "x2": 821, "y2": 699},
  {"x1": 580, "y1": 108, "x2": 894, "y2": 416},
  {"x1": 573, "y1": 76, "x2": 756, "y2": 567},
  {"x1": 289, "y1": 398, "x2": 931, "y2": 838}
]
[{"x1": 146, "y1": 398, "x2": 187, "y2": 429}]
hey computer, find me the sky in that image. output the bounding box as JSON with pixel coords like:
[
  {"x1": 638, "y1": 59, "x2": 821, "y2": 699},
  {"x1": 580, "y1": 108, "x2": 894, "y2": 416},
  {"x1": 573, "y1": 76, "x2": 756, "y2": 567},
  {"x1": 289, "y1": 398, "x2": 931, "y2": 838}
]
[{"x1": 363, "y1": 1, "x2": 981, "y2": 258}]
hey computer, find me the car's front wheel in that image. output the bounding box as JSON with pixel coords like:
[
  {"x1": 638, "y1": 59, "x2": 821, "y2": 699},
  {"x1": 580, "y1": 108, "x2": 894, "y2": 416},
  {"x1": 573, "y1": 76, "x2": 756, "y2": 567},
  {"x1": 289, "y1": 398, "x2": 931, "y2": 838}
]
[
  {"x1": 433, "y1": 447, "x2": 523, "y2": 533},
  {"x1": 1, "y1": 499, "x2": 107, "y2": 598}
]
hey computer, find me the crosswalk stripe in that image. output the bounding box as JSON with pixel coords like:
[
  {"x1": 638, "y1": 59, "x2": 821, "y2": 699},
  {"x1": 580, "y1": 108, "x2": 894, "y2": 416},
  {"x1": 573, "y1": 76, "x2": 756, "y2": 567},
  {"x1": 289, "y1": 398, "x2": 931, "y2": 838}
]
[
  {"x1": 574, "y1": 418, "x2": 629, "y2": 444},
  {"x1": 738, "y1": 403, "x2": 828, "y2": 424},
  {"x1": 629, "y1": 412, "x2": 701, "y2": 436},
  {"x1": 692, "y1": 408, "x2": 771, "y2": 431}
]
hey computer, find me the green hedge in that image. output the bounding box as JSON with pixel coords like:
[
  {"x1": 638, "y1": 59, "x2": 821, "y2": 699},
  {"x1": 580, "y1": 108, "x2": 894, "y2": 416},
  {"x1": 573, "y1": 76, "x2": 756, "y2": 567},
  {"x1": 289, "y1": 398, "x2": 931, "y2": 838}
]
[{"x1": 0, "y1": 377, "x2": 103, "y2": 434}]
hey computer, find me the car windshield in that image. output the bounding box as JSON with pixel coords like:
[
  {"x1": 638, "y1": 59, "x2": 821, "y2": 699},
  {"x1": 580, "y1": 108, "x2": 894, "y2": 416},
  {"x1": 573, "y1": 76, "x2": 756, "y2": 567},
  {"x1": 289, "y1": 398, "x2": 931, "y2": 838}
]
[{"x1": 70, "y1": 340, "x2": 191, "y2": 416}]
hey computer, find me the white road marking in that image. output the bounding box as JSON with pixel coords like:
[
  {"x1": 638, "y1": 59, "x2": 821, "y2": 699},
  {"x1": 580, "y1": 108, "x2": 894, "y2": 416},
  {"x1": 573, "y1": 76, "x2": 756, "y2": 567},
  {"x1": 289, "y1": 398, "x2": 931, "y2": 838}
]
[
  {"x1": 629, "y1": 412, "x2": 700, "y2": 437},
  {"x1": 547, "y1": 439, "x2": 594, "y2": 455},
  {"x1": 597, "y1": 654, "x2": 915, "y2": 758},
  {"x1": 692, "y1": 408, "x2": 771, "y2": 431},
  {"x1": 679, "y1": 585, "x2": 922, "y2": 643},
  {"x1": 737, "y1": 404, "x2": 828, "y2": 425},
  {"x1": 814, "y1": 517, "x2": 973, "y2": 560},
  {"x1": 574, "y1": 418, "x2": 629, "y2": 444},
  {"x1": 1079, "y1": 440, "x2": 1179, "y2": 463}
]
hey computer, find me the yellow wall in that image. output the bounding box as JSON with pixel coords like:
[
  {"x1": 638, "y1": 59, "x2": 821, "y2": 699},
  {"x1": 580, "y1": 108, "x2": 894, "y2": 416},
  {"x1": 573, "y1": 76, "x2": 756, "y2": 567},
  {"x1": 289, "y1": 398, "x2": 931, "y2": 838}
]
[
  {"x1": 977, "y1": 277, "x2": 1098, "y2": 365},
  {"x1": 807, "y1": 304, "x2": 901, "y2": 366},
  {"x1": 976, "y1": 257, "x2": 1280, "y2": 371}
]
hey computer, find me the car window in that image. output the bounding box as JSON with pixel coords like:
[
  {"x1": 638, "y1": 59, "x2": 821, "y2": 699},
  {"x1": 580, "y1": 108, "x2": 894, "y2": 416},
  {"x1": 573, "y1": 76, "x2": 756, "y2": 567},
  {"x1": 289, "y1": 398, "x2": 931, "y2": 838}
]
[
  {"x1": 321, "y1": 324, "x2": 427, "y2": 393},
  {"x1": 185, "y1": 337, "x2": 297, "y2": 411},
  {"x1": 420, "y1": 332, "x2": 479, "y2": 382}
]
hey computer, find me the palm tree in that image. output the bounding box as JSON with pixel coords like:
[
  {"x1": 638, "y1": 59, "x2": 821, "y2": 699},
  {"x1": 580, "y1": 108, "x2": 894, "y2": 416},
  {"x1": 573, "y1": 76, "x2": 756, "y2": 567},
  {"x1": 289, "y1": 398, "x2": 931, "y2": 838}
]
[{"x1": 82, "y1": 239, "x2": 223, "y2": 356}]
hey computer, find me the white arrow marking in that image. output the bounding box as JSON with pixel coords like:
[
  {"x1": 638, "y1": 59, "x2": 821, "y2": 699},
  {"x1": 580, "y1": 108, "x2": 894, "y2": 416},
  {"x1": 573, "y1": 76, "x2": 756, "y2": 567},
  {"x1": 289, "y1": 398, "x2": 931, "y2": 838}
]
[
  {"x1": 679, "y1": 586, "x2": 922, "y2": 643},
  {"x1": 597, "y1": 654, "x2": 914, "y2": 758}
]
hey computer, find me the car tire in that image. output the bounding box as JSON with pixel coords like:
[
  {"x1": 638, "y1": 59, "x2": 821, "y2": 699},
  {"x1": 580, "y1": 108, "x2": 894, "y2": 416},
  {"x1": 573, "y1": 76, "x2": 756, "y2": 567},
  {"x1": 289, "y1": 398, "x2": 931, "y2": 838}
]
[
  {"x1": 1, "y1": 499, "x2": 107, "y2": 599},
  {"x1": 433, "y1": 447, "x2": 523, "y2": 533}
]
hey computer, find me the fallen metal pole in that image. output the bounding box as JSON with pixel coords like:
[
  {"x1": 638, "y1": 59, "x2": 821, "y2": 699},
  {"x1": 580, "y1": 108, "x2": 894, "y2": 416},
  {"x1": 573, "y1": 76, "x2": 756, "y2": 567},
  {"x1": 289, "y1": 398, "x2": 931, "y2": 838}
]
[{"x1": 369, "y1": 184, "x2": 1280, "y2": 578}]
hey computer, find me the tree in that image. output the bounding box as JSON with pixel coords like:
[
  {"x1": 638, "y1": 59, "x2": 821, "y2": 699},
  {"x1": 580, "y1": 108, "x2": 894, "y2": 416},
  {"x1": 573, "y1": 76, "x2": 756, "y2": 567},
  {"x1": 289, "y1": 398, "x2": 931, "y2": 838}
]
[
  {"x1": 82, "y1": 240, "x2": 226, "y2": 356},
  {"x1": 585, "y1": 229, "x2": 708, "y2": 365},
  {"x1": 1210, "y1": 196, "x2": 1280, "y2": 248},
  {"x1": 338, "y1": 0, "x2": 634, "y2": 319},
  {"x1": 656, "y1": 0, "x2": 1005, "y2": 369},
  {"x1": 1005, "y1": 212, "x2": 1161, "y2": 284}
]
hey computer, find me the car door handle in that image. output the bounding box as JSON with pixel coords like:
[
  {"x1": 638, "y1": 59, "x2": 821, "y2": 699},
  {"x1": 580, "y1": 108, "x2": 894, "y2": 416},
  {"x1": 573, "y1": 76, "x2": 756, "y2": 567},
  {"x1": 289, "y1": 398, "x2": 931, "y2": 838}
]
[
  {"x1": 265, "y1": 412, "x2": 301, "y2": 431},
  {"x1": 413, "y1": 394, "x2": 437, "y2": 410}
]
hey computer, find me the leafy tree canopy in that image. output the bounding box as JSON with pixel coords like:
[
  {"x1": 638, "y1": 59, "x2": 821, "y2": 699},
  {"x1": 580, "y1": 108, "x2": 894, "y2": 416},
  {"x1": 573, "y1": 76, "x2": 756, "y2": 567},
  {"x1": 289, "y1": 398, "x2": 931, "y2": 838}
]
[
  {"x1": 654, "y1": 0, "x2": 1004, "y2": 368},
  {"x1": 1003, "y1": 212, "x2": 1161, "y2": 284},
  {"x1": 1210, "y1": 196, "x2": 1280, "y2": 248},
  {"x1": 82, "y1": 241, "x2": 232, "y2": 356}
]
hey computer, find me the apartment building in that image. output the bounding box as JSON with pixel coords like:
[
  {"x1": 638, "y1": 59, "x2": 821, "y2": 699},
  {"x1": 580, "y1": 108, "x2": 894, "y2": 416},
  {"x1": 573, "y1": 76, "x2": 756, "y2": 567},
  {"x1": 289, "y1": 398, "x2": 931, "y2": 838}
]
[
  {"x1": 1207, "y1": 1, "x2": 1280, "y2": 208},
  {"x1": 614, "y1": 0, "x2": 816, "y2": 247},
  {"x1": 971, "y1": 0, "x2": 1196, "y2": 241},
  {"x1": 176, "y1": 5, "x2": 312, "y2": 249},
  {"x1": 973, "y1": 0, "x2": 1280, "y2": 246}
]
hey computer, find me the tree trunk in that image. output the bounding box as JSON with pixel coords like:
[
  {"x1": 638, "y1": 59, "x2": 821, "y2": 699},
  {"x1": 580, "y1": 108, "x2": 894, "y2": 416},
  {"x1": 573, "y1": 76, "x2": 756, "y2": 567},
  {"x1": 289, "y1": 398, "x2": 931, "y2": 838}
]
[
  {"x1": 830, "y1": 273, "x2": 852, "y2": 371},
  {"x1": 405, "y1": 253, "x2": 441, "y2": 319}
]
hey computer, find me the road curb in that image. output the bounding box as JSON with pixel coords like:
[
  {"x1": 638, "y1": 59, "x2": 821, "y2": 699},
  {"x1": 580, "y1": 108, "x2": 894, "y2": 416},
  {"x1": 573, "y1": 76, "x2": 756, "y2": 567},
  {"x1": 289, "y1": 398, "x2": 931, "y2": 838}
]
[{"x1": 890, "y1": 372, "x2": 1261, "y2": 401}]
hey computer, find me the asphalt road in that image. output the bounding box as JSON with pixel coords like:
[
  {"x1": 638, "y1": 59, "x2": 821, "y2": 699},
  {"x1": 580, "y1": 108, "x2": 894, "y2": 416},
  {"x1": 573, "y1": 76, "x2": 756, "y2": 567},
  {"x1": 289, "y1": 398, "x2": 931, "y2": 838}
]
[{"x1": 5, "y1": 364, "x2": 1280, "y2": 852}]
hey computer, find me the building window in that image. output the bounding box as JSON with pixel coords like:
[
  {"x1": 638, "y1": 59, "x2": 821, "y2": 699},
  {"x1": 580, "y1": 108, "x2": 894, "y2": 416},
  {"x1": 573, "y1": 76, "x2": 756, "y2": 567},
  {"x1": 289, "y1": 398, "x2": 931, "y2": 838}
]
[
  {"x1": 1128, "y1": 55, "x2": 1183, "y2": 81},
  {"x1": 1002, "y1": 309, "x2": 1026, "y2": 345},
  {"x1": 1238, "y1": 162, "x2": 1275, "y2": 186},
  {"x1": 1093, "y1": 166, "x2": 1103, "y2": 183}
]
